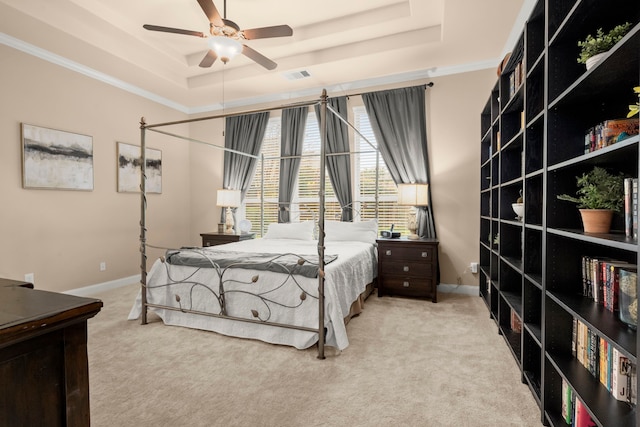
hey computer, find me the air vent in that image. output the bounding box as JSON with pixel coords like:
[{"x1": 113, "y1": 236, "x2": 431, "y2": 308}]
[{"x1": 283, "y1": 70, "x2": 311, "y2": 81}]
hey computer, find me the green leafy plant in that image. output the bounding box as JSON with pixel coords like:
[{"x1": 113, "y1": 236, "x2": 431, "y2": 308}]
[
  {"x1": 628, "y1": 86, "x2": 640, "y2": 118},
  {"x1": 577, "y1": 22, "x2": 631, "y2": 64},
  {"x1": 557, "y1": 166, "x2": 624, "y2": 211}
]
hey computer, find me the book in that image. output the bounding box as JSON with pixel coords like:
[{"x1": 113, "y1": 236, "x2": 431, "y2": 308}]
[
  {"x1": 562, "y1": 379, "x2": 573, "y2": 424},
  {"x1": 625, "y1": 178, "x2": 633, "y2": 238},
  {"x1": 571, "y1": 318, "x2": 577, "y2": 358},
  {"x1": 510, "y1": 309, "x2": 522, "y2": 333},
  {"x1": 612, "y1": 347, "x2": 633, "y2": 403},
  {"x1": 634, "y1": 179, "x2": 638, "y2": 239},
  {"x1": 574, "y1": 399, "x2": 596, "y2": 427},
  {"x1": 605, "y1": 261, "x2": 634, "y2": 313}
]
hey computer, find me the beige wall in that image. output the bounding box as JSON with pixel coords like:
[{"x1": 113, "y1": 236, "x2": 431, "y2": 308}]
[
  {"x1": 428, "y1": 70, "x2": 496, "y2": 285},
  {"x1": 0, "y1": 45, "x2": 191, "y2": 292},
  {"x1": 1, "y1": 42, "x2": 496, "y2": 292}
]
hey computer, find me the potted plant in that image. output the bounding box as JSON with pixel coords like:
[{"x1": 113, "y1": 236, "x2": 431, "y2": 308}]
[
  {"x1": 577, "y1": 22, "x2": 631, "y2": 70},
  {"x1": 557, "y1": 166, "x2": 624, "y2": 233}
]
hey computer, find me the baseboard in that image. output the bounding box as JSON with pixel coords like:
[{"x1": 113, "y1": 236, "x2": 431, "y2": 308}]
[
  {"x1": 438, "y1": 283, "x2": 478, "y2": 296},
  {"x1": 63, "y1": 274, "x2": 140, "y2": 297}
]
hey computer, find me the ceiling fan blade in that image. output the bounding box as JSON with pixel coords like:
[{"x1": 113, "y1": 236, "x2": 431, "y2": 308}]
[
  {"x1": 143, "y1": 24, "x2": 205, "y2": 38},
  {"x1": 242, "y1": 44, "x2": 277, "y2": 70},
  {"x1": 199, "y1": 50, "x2": 218, "y2": 67},
  {"x1": 242, "y1": 25, "x2": 293, "y2": 40},
  {"x1": 197, "y1": 0, "x2": 224, "y2": 27}
]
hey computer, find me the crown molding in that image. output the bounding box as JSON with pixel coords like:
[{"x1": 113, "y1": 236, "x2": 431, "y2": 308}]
[{"x1": 3, "y1": 31, "x2": 500, "y2": 116}]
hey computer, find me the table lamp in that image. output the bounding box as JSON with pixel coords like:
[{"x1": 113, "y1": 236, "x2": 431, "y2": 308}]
[
  {"x1": 216, "y1": 189, "x2": 241, "y2": 234},
  {"x1": 397, "y1": 183, "x2": 429, "y2": 240}
]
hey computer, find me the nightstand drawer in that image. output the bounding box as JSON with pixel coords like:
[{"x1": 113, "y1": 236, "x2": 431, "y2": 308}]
[
  {"x1": 382, "y1": 277, "x2": 431, "y2": 297},
  {"x1": 379, "y1": 246, "x2": 435, "y2": 262},
  {"x1": 380, "y1": 261, "x2": 432, "y2": 277}
]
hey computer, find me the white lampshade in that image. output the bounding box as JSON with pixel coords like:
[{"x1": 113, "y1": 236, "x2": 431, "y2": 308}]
[
  {"x1": 208, "y1": 36, "x2": 242, "y2": 63},
  {"x1": 397, "y1": 183, "x2": 429, "y2": 207},
  {"x1": 216, "y1": 189, "x2": 241, "y2": 208}
]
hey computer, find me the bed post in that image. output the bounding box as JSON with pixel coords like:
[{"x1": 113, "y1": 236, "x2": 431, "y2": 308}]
[
  {"x1": 260, "y1": 153, "x2": 265, "y2": 237},
  {"x1": 317, "y1": 90, "x2": 328, "y2": 360},
  {"x1": 140, "y1": 117, "x2": 148, "y2": 325}
]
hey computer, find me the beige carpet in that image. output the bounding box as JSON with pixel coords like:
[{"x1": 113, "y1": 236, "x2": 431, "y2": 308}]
[{"x1": 86, "y1": 284, "x2": 541, "y2": 427}]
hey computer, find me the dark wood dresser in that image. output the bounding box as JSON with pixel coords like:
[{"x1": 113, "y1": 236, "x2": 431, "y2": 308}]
[
  {"x1": 200, "y1": 231, "x2": 255, "y2": 247},
  {"x1": 0, "y1": 285, "x2": 102, "y2": 426},
  {"x1": 377, "y1": 237, "x2": 439, "y2": 302}
]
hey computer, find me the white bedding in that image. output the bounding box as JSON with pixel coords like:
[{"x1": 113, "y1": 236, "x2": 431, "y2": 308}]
[{"x1": 128, "y1": 238, "x2": 377, "y2": 350}]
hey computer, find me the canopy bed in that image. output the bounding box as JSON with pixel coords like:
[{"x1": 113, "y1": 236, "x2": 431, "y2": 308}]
[
  {"x1": 129, "y1": 85, "x2": 435, "y2": 359},
  {"x1": 130, "y1": 90, "x2": 381, "y2": 359}
]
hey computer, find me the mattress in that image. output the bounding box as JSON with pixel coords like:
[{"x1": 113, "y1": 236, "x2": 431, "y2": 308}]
[{"x1": 128, "y1": 238, "x2": 377, "y2": 350}]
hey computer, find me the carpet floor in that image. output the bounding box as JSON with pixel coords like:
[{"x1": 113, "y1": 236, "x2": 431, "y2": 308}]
[{"x1": 86, "y1": 284, "x2": 541, "y2": 426}]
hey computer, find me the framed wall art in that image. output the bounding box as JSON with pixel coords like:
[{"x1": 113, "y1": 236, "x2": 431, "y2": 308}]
[
  {"x1": 117, "y1": 142, "x2": 162, "y2": 193},
  {"x1": 21, "y1": 123, "x2": 94, "y2": 190}
]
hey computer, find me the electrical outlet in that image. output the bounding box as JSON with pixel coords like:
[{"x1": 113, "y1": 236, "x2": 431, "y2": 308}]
[
  {"x1": 470, "y1": 262, "x2": 479, "y2": 274},
  {"x1": 100, "y1": 262, "x2": 106, "y2": 271},
  {"x1": 24, "y1": 273, "x2": 34, "y2": 283}
]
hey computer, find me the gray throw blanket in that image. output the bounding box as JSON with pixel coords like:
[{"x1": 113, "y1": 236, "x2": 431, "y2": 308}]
[{"x1": 165, "y1": 249, "x2": 338, "y2": 279}]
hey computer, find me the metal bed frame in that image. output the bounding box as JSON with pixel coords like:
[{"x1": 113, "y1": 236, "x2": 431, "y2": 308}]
[{"x1": 137, "y1": 89, "x2": 378, "y2": 359}]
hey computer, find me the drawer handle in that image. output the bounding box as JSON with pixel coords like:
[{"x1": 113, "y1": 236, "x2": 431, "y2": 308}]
[
  {"x1": 403, "y1": 281, "x2": 410, "y2": 287},
  {"x1": 421, "y1": 252, "x2": 428, "y2": 258},
  {"x1": 403, "y1": 266, "x2": 409, "y2": 272},
  {"x1": 386, "y1": 250, "x2": 392, "y2": 256}
]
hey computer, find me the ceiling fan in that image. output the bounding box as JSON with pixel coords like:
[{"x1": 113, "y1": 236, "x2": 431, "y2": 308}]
[{"x1": 143, "y1": 0, "x2": 293, "y2": 70}]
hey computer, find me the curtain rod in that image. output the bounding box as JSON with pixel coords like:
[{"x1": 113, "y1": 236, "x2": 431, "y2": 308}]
[{"x1": 342, "y1": 82, "x2": 434, "y2": 100}]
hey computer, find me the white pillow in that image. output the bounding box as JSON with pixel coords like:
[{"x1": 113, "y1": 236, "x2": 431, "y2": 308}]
[
  {"x1": 263, "y1": 221, "x2": 314, "y2": 240},
  {"x1": 324, "y1": 219, "x2": 378, "y2": 244}
]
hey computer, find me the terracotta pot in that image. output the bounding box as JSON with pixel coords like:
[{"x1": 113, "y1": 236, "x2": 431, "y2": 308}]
[{"x1": 579, "y1": 209, "x2": 614, "y2": 233}]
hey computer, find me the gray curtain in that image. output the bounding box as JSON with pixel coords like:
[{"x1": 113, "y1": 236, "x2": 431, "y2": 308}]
[
  {"x1": 314, "y1": 96, "x2": 353, "y2": 221},
  {"x1": 220, "y1": 111, "x2": 270, "y2": 224},
  {"x1": 278, "y1": 107, "x2": 307, "y2": 223},
  {"x1": 362, "y1": 85, "x2": 436, "y2": 238}
]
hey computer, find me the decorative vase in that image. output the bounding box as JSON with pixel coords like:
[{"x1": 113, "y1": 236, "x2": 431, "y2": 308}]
[
  {"x1": 585, "y1": 51, "x2": 607, "y2": 70},
  {"x1": 512, "y1": 203, "x2": 524, "y2": 221},
  {"x1": 579, "y1": 209, "x2": 614, "y2": 233}
]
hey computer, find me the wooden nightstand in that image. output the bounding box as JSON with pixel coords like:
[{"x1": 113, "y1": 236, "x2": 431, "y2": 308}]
[
  {"x1": 200, "y1": 232, "x2": 255, "y2": 247},
  {"x1": 376, "y1": 237, "x2": 439, "y2": 302}
]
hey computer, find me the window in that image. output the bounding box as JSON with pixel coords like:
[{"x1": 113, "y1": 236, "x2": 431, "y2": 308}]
[
  {"x1": 244, "y1": 105, "x2": 412, "y2": 237},
  {"x1": 353, "y1": 106, "x2": 411, "y2": 235}
]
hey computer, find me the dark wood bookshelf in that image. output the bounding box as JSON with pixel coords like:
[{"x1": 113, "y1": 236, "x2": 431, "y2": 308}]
[{"x1": 478, "y1": 1, "x2": 640, "y2": 425}]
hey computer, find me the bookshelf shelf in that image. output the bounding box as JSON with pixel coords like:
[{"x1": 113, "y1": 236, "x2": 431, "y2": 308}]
[{"x1": 478, "y1": 1, "x2": 639, "y2": 425}]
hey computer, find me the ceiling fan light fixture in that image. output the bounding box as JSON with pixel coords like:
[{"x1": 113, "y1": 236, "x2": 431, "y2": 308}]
[{"x1": 208, "y1": 36, "x2": 242, "y2": 63}]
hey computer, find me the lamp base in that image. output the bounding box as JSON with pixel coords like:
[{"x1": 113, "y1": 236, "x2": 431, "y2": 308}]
[
  {"x1": 407, "y1": 233, "x2": 420, "y2": 240},
  {"x1": 225, "y1": 207, "x2": 235, "y2": 234}
]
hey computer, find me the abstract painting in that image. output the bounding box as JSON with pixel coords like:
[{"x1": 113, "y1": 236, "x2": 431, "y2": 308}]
[
  {"x1": 117, "y1": 142, "x2": 162, "y2": 193},
  {"x1": 21, "y1": 123, "x2": 94, "y2": 190}
]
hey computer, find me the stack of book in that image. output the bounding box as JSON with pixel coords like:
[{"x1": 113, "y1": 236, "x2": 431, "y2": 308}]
[
  {"x1": 508, "y1": 61, "x2": 524, "y2": 98},
  {"x1": 584, "y1": 118, "x2": 639, "y2": 153},
  {"x1": 571, "y1": 318, "x2": 637, "y2": 407},
  {"x1": 580, "y1": 255, "x2": 637, "y2": 312}
]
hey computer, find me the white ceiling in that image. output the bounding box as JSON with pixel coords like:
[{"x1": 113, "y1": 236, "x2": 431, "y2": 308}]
[{"x1": 0, "y1": 0, "x2": 532, "y2": 113}]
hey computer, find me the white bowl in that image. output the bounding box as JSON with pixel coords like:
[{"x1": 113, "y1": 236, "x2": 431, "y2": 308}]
[{"x1": 512, "y1": 203, "x2": 524, "y2": 218}]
